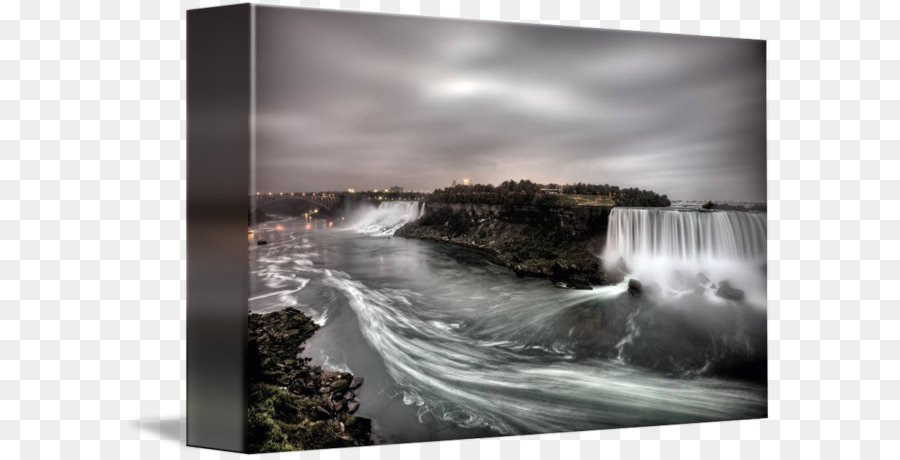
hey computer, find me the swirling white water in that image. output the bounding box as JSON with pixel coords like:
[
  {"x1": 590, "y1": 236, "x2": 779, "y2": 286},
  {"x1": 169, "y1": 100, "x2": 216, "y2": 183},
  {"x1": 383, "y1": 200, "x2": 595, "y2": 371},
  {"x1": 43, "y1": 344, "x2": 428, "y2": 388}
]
[{"x1": 249, "y1": 213, "x2": 767, "y2": 443}]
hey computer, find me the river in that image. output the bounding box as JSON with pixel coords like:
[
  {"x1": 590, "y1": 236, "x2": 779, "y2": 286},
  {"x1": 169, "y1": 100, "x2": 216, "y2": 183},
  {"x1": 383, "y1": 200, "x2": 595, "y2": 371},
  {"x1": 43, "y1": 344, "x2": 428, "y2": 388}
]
[{"x1": 248, "y1": 205, "x2": 767, "y2": 443}]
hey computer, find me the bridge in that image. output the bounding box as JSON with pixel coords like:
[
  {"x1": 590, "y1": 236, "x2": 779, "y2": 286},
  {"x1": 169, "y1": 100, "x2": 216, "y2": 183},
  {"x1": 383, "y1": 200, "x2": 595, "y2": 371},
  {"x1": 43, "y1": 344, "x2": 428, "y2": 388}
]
[{"x1": 252, "y1": 192, "x2": 344, "y2": 211}]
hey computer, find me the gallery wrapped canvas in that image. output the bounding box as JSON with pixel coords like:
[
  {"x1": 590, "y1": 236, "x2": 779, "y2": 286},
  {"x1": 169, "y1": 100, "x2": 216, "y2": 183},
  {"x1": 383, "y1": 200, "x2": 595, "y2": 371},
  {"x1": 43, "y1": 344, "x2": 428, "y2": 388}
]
[{"x1": 187, "y1": 4, "x2": 767, "y2": 453}]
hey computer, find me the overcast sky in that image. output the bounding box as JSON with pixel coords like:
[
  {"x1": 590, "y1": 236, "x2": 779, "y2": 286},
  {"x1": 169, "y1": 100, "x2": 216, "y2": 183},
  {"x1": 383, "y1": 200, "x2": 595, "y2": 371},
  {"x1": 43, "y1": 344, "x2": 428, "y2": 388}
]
[{"x1": 255, "y1": 7, "x2": 765, "y2": 201}]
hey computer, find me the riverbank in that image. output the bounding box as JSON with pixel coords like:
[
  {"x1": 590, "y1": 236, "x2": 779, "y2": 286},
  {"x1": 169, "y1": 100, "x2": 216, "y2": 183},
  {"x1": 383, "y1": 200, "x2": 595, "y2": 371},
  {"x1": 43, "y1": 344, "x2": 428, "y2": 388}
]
[
  {"x1": 395, "y1": 203, "x2": 611, "y2": 289},
  {"x1": 247, "y1": 308, "x2": 372, "y2": 453}
]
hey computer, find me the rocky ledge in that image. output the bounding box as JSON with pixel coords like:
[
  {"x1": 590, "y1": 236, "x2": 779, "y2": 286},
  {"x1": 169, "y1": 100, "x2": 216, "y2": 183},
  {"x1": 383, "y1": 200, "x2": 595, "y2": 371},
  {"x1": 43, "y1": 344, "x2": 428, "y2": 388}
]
[
  {"x1": 247, "y1": 308, "x2": 372, "y2": 453},
  {"x1": 395, "y1": 207, "x2": 607, "y2": 289}
]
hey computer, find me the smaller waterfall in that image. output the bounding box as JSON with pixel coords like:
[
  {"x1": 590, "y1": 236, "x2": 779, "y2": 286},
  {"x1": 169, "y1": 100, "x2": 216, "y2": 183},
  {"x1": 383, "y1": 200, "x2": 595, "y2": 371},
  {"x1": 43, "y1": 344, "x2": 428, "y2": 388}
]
[{"x1": 353, "y1": 201, "x2": 425, "y2": 237}]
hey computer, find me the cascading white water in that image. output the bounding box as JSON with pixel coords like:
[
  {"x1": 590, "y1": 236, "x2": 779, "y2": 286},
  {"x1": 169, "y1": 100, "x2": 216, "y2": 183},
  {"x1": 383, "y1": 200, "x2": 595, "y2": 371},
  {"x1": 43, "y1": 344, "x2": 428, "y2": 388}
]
[
  {"x1": 353, "y1": 201, "x2": 425, "y2": 236},
  {"x1": 604, "y1": 208, "x2": 767, "y2": 305},
  {"x1": 605, "y1": 208, "x2": 766, "y2": 262}
]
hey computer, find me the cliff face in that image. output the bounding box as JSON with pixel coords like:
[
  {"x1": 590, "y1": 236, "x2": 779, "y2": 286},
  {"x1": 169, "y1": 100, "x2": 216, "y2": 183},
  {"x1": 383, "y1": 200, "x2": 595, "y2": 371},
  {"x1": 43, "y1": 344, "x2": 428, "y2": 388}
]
[{"x1": 395, "y1": 203, "x2": 613, "y2": 288}]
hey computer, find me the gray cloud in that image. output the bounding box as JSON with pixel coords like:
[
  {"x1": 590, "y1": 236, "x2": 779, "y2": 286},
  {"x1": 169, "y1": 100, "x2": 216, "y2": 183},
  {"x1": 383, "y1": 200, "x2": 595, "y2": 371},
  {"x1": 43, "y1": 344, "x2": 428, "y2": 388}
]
[{"x1": 255, "y1": 7, "x2": 765, "y2": 200}]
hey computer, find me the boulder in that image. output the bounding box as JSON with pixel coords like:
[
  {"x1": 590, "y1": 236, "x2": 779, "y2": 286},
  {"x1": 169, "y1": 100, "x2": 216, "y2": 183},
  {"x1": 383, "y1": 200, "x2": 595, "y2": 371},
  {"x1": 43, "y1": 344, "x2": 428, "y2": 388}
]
[
  {"x1": 628, "y1": 279, "x2": 643, "y2": 297},
  {"x1": 315, "y1": 406, "x2": 331, "y2": 417},
  {"x1": 567, "y1": 281, "x2": 593, "y2": 290},
  {"x1": 695, "y1": 272, "x2": 711, "y2": 285},
  {"x1": 715, "y1": 281, "x2": 745, "y2": 301},
  {"x1": 347, "y1": 401, "x2": 360, "y2": 414},
  {"x1": 331, "y1": 379, "x2": 351, "y2": 394}
]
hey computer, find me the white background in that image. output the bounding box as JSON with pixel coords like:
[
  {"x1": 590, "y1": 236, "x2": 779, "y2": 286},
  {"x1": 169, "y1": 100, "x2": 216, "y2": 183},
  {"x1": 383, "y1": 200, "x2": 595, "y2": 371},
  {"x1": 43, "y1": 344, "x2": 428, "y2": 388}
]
[{"x1": 2, "y1": 0, "x2": 898, "y2": 459}]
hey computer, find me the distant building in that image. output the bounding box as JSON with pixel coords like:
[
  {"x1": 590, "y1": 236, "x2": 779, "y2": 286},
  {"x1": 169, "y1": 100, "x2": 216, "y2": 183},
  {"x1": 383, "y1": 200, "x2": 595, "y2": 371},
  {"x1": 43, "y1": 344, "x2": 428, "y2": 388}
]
[
  {"x1": 451, "y1": 180, "x2": 457, "y2": 186},
  {"x1": 389, "y1": 185, "x2": 404, "y2": 193},
  {"x1": 540, "y1": 188, "x2": 561, "y2": 195}
]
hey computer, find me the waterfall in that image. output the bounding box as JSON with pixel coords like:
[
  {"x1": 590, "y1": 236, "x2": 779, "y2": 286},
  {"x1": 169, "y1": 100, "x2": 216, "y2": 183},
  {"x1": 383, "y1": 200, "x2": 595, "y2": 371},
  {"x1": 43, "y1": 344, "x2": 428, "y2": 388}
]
[
  {"x1": 604, "y1": 207, "x2": 767, "y2": 305},
  {"x1": 605, "y1": 208, "x2": 766, "y2": 263},
  {"x1": 353, "y1": 201, "x2": 425, "y2": 237}
]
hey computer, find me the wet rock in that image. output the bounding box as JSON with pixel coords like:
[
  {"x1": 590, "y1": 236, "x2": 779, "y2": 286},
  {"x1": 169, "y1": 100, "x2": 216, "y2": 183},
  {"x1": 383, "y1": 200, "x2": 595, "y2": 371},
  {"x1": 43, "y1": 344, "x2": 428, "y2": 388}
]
[
  {"x1": 694, "y1": 285, "x2": 706, "y2": 296},
  {"x1": 331, "y1": 379, "x2": 351, "y2": 394},
  {"x1": 257, "y1": 240, "x2": 268, "y2": 245},
  {"x1": 350, "y1": 377, "x2": 364, "y2": 390},
  {"x1": 315, "y1": 405, "x2": 332, "y2": 417},
  {"x1": 696, "y1": 272, "x2": 711, "y2": 285},
  {"x1": 347, "y1": 401, "x2": 360, "y2": 414},
  {"x1": 628, "y1": 279, "x2": 643, "y2": 297},
  {"x1": 628, "y1": 279, "x2": 660, "y2": 297},
  {"x1": 567, "y1": 281, "x2": 593, "y2": 290},
  {"x1": 715, "y1": 281, "x2": 745, "y2": 301}
]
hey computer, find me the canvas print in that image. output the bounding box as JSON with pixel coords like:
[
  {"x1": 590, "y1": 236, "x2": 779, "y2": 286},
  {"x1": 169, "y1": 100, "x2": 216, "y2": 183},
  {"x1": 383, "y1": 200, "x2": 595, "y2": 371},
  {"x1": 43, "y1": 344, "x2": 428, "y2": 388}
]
[{"x1": 244, "y1": 6, "x2": 766, "y2": 453}]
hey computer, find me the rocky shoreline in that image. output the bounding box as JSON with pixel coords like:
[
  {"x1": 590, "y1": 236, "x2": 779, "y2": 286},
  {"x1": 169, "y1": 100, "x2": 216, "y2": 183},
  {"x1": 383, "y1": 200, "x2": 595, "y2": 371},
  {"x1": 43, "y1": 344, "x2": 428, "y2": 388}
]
[
  {"x1": 395, "y1": 205, "x2": 610, "y2": 289},
  {"x1": 247, "y1": 308, "x2": 373, "y2": 453}
]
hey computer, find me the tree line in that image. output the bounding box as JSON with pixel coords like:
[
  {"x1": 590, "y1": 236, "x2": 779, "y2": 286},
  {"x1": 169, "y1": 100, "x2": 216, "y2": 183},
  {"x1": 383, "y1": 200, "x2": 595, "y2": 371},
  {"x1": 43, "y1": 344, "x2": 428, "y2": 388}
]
[{"x1": 427, "y1": 180, "x2": 670, "y2": 207}]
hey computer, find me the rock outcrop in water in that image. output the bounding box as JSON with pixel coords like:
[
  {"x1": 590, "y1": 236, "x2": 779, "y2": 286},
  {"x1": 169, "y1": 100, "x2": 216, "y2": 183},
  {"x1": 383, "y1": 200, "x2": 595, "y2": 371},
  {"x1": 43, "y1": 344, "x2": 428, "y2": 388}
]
[
  {"x1": 395, "y1": 203, "x2": 611, "y2": 288},
  {"x1": 248, "y1": 308, "x2": 372, "y2": 453},
  {"x1": 715, "y1": 281, "x2": 746, "y2": 301}
]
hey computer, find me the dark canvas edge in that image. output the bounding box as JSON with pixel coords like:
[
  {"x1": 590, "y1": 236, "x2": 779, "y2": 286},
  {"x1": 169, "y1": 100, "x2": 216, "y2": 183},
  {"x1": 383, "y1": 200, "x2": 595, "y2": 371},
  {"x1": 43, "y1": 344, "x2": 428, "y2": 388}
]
[{"x1": 186, "y1": 3, "x2": 252, "y2": 453}]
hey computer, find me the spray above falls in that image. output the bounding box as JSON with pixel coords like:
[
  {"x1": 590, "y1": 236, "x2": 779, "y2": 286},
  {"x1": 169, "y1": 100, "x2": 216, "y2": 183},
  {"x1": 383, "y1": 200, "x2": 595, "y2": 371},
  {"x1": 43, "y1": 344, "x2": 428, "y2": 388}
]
[{"x1": 353, "y1": 201, "x2": 426, "y2": 237}]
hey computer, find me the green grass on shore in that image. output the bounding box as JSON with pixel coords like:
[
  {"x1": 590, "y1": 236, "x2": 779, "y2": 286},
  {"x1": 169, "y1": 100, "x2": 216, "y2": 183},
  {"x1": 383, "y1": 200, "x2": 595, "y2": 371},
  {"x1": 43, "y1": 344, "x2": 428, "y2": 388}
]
[{"x1": 556, "y1": 194, "x2": 616, "y2": 207}]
